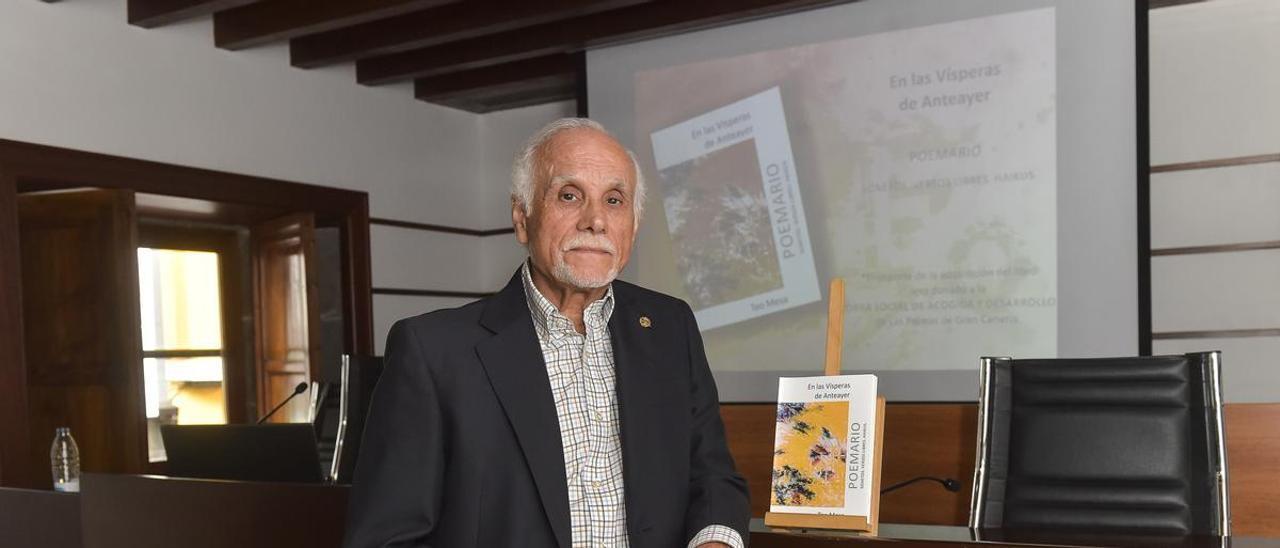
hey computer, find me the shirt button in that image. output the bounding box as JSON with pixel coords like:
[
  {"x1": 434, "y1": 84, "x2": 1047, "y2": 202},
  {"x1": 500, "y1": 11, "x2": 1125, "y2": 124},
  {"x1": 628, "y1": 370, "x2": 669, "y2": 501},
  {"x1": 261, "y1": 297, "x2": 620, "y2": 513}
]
[
  {"x1": 592, "y1": 480, "x2": 601, "y2": 489},
  {"x1": 592, "y1": 410, "x2": 604, "y2": 421}
]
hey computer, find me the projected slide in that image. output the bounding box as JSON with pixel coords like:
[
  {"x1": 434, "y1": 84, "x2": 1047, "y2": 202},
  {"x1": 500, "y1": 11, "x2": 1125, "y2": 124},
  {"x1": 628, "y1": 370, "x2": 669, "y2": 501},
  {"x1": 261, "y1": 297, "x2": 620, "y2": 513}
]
[
  {"x1": 650, "y1": 88, "x2": 821, "y2": 330},
  {"x1": 631, "y1": 8, "x2": 1057, "y2": 370}
]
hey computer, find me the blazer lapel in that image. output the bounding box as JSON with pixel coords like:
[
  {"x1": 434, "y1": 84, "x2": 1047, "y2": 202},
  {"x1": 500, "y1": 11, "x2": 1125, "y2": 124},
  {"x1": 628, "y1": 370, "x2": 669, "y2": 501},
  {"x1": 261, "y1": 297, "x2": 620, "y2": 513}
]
[
  {"x1": 609, "y1": 284, "x2": 666, "y2": 538},
  {"x1": 476, "y1": 272, "x2": 571, "y2": 548}
]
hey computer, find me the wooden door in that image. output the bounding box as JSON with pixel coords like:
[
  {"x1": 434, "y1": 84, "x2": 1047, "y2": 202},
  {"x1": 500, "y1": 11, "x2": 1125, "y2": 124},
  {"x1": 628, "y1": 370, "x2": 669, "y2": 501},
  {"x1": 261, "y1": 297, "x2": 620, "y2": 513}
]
[
  {"x1": 17, "y1": 189, "x2": 147, "y2": 485},
  {"x1": 252, "y1": 213, "x2": 319, "y2": 423}
]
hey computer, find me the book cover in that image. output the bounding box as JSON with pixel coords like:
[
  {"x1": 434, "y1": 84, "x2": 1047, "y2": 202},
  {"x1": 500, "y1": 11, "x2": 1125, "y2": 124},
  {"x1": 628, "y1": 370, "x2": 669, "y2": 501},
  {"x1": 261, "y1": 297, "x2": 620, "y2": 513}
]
[
  {"x1": 649, "y1": 87, "x2": 821, "y2": 330},
  {"x1": 770, "y1": 374, "x2": 878, "y2": 517}
]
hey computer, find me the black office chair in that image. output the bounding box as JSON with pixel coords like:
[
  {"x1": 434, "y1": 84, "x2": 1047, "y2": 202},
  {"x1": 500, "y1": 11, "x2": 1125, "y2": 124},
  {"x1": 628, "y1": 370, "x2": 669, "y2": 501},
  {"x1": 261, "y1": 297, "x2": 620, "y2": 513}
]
[{"x1": 968, "y1": 352, "x2": 1230, "y2": 535}]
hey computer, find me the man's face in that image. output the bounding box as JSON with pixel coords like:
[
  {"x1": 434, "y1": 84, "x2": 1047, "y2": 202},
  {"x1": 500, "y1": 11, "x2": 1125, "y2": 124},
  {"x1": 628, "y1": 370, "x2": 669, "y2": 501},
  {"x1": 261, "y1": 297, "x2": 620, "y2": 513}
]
[{"x1": 513, "y1": 128, "x2": 638, "y2": 291}]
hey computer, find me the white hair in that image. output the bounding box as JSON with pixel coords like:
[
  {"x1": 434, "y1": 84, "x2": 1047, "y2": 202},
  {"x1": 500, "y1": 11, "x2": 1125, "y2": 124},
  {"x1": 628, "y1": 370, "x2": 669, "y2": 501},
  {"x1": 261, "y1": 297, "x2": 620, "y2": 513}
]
[{"x1": 510, "y1": 117, "x2": 646, "y2": 219}]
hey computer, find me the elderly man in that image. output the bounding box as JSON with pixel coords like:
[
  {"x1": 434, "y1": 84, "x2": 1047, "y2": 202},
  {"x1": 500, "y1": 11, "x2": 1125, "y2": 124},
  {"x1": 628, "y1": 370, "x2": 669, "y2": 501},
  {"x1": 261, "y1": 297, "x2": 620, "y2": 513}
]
[{"x1": 344, "y1": 118, "x2": 750, "y2": 548}]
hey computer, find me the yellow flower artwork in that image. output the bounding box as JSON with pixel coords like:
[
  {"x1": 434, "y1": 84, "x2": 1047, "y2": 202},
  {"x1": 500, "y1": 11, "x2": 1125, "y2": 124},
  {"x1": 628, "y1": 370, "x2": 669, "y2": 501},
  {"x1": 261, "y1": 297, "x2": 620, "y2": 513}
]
[{"x1": 771, "y1": 401, "x2": 848, "y2": 508}]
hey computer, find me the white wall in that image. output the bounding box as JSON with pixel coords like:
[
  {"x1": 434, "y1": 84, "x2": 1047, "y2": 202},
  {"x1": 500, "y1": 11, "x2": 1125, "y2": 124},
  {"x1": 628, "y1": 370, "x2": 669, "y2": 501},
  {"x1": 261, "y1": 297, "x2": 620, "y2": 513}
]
[
  {"x1": 1149, "y1": 0, "x2": 1280, "y2": 402},
  {"x1": 0, "y1": 2, "x2": 483, "y2": 226},
  {"x1": 0, "y1": 1, "x2": 507, "y2": 355}
]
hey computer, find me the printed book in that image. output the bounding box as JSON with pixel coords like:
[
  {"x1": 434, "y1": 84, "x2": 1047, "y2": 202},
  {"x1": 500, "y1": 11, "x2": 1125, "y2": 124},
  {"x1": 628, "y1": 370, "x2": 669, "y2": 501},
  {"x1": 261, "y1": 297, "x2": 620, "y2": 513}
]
[{"x1": 769, "y1": 374, "x2": 878, "y2": 517}]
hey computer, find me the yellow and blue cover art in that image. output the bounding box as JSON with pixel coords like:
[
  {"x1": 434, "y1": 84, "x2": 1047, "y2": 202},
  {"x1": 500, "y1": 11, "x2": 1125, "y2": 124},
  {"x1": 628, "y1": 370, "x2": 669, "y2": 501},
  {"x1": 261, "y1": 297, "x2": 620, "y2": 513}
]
[
  {"x1": 772, "y1": 401, "x2": 849, "y2": 508},
  {"x1": 770, "y1": 374, "x2": 877, "y2": 517}
]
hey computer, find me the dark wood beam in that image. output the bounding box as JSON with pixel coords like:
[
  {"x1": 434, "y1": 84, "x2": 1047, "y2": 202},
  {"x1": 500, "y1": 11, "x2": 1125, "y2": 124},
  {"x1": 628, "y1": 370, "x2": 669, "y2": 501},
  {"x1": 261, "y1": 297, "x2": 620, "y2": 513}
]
[
  {"x1": 128, "y1": 0, "x2": 259, "y2": 28},
  {"x1": 290, "y1": 0, "x2": 649, "y2": 69},
  {"x1": 357, "y1": 0, "x2": 854, "y2": 85},
  {"x1": 213, "y1": 0, "x2": 463, "y2": 50},
  {"x1": 414, "y1": 53, "x2": 576, "y2": 102},
  {"x1": 1148, "y1": 0, "x2": 1208, "y2": 8},
  {"x1": 415, "y1": 54, "x2": 579, "y2": 113},
  {"x1": 430, "y1": 82, "x2": 579, "y2": 113}
]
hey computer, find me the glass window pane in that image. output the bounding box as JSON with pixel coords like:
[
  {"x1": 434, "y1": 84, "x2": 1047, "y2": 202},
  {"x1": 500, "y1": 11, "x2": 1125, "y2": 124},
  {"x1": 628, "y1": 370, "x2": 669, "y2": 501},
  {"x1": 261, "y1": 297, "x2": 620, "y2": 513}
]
[
  {"x1": 143, "y1": 356, "x2": 227, "y2": 462},
  {"x1": 137, "y1": 248, "x2": 223, "y2": 351}
]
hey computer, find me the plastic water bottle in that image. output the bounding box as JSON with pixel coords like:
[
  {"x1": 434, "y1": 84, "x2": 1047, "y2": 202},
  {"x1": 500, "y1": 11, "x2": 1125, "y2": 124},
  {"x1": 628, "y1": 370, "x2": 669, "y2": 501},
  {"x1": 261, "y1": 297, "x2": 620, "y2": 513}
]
[{"x1": 50, "y1": 427, "x2": 80, "y2": 493}]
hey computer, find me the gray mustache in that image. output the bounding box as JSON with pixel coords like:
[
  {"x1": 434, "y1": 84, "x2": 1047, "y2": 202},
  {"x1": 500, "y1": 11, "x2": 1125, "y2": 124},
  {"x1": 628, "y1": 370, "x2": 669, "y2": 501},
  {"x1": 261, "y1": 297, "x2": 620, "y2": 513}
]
[{"x1": 562, "y1": 235, "x2": 617, "y2": 254}]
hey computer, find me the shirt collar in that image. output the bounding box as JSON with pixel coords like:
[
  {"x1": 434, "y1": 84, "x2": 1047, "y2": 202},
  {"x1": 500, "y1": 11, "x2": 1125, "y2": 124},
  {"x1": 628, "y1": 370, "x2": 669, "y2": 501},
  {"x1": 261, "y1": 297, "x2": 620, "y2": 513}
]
[{"x1": 521, "y1": 260, "x2": 614, "y2": 345}]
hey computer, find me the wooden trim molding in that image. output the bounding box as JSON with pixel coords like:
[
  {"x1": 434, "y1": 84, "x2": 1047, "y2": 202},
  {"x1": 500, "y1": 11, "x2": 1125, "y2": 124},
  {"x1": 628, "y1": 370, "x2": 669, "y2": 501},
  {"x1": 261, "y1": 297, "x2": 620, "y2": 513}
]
[
  {"x1": 371, "y1": 287, "x2": 493, "y2": 299},
  {"x1": 1152, "y1": 328, "x2": 1280, "y2": 340},
  {"x1": 1151, "y1": 153, "x2": 1280, "y2": 173},
  {"x1": 370, "y1": 217, "x2": 514, "y2": 237},
  {"x1": 1152, "y1": 240, "x2": 1280, "y2": 256}
]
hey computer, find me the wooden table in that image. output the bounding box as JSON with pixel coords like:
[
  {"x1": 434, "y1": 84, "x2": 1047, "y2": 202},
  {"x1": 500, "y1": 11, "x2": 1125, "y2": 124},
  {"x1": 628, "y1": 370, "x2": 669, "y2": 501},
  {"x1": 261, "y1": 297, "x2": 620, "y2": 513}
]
[
  {"x1": 6, "y1": 476, "x2": 1275, "y2": 548},
  {"x1": 751, "y1": 519, "x2": 1265, "y2": 547}
]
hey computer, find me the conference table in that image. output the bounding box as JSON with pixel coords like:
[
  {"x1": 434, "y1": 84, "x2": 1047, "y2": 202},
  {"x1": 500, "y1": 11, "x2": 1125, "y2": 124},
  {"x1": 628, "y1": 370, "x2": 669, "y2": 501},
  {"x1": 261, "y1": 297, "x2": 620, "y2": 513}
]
[
  {"x1": 750, "y1": 521, "x2": 1266, "y2": 547},
  {"x1": 0, "y1": 475, "x2": 1272, "y2": 548}
]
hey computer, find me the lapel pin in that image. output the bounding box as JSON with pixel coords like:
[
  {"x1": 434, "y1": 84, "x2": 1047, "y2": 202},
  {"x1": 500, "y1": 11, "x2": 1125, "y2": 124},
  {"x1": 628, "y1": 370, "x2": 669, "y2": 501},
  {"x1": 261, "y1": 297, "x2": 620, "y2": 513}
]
[{"x1": 639, "y1": 316, "x2": 652, "y2": 328}]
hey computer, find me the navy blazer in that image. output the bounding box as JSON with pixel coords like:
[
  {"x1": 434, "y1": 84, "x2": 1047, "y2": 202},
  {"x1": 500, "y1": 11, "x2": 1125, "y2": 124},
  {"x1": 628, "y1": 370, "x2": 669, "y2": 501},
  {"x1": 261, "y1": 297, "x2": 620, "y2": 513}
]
[{"x1": 343, "y1": 270, "x2": 751, "y2": 548}]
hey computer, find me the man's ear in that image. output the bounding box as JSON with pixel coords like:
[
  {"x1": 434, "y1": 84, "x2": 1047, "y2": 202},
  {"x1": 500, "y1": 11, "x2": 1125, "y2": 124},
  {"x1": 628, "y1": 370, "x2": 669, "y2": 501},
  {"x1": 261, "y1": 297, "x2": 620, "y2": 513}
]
[{"x1": 512, "y1": 200, "x2": 530, "y2": 245}]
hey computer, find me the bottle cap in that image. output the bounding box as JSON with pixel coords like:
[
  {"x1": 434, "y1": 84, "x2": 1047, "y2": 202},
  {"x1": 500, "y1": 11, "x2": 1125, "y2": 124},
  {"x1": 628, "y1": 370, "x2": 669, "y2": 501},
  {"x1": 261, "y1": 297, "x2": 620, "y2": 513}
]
[{"x1": 55, "y1": 427, "x2": 70, "y2": 435}]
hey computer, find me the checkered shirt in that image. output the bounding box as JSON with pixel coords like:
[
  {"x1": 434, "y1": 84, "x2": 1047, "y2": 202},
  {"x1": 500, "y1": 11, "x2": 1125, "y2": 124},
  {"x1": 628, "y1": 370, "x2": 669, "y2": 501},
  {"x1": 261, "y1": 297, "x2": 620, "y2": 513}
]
[{"x1": 520, "y1": 263, "x2": 742, "y2": 548}]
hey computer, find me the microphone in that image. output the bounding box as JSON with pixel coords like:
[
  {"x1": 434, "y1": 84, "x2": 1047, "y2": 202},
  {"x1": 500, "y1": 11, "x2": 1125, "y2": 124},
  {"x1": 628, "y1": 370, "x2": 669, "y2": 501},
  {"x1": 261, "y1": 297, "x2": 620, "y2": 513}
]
[
  {"x1": 880, "y1": 475, "x2": 961, "y2": 495},
  {"x1": 257, "y1": 382, "x2": 309, "y2": 424}
]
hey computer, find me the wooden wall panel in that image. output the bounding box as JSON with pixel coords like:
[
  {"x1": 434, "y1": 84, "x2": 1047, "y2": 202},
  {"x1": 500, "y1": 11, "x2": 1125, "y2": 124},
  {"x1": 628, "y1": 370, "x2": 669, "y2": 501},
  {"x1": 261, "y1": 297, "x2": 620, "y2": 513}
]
[
  {"x1": 721, "y1": 402, "x2": 1280, "y2": 535},
  {"x1": 877, "y1": 403, "x2": 977, "y2": 524},
  {"x1": 0, "y1": 177, "x2": 33, "y2": 487},
  {"x1": 18, "y1": 189, "x2": 148, "y2": 485},
  {"x1": 720, "y1": 403, "x2": 775, "y2": 518},
  {"x1": 1224, "y1": 403, "x2": 1280, "y2": 536}
]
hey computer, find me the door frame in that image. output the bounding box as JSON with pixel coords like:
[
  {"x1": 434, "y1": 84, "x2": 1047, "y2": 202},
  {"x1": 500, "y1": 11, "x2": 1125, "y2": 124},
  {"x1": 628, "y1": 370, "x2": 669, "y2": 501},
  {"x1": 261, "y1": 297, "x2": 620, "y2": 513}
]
[{"x1": 0, "y1": 139, "x2": 373, "y2": 487}]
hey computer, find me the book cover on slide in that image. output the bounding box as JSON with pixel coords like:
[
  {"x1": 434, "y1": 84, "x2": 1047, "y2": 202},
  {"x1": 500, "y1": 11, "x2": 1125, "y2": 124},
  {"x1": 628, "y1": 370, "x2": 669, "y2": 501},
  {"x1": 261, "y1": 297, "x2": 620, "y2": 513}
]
[{"x1": 649, "y1": 87, "x2": 820, "y2": 330}]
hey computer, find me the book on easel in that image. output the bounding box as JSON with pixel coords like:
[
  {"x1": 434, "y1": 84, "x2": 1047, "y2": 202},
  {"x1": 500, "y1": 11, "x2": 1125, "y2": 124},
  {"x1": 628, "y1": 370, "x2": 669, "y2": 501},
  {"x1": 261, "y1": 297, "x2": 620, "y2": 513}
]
[
  {"x1": 764, "y1": 278, "x2": 885, "y2": 534},
  {"x1": 766, "y1": 375, "x2": 883, "y2": 532}
]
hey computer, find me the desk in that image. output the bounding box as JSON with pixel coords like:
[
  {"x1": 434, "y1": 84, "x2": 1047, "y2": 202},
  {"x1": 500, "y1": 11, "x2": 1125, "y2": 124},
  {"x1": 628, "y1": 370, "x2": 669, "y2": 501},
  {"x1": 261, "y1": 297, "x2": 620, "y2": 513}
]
[
  {"x1": 10, "y1": 475, "x2": 1276, "y2": 548},
  {"x1": 79, "y1": 473, "x2": 348, "y2": 548},
  {"x1": 0, "y1": 486, "x2": 80, "y2": 548},
  {"x1": 751, "y1": 520, "x2": 1272, "y2": 547}
]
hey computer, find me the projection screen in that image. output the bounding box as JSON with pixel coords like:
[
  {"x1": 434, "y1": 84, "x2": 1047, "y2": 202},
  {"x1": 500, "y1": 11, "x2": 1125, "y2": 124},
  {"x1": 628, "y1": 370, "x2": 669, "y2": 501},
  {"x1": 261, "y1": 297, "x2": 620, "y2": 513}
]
[{"x1": 588, "y1": 0, "x2": 1142, "y2": 401}]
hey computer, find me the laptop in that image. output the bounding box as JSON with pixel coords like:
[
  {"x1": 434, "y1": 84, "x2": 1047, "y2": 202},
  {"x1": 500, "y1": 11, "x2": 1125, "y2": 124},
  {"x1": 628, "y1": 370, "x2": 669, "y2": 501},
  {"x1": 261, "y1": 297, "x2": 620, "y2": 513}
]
[{"x1": 160, "y1": 424, "x2": 326, "y2": 483}]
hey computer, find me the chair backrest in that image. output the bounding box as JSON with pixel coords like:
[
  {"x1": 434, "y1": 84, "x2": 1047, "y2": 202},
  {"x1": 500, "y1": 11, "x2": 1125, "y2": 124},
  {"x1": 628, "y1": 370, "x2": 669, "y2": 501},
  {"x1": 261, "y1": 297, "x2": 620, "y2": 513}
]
[
  {"x1": 968, "y1": 352, "x2": 1229, "y2": 535},
  {"x1": 329, "y1": 354, "x2": 384, "y2": 484},
  {"x1": 310, "y1": 380, "x2": 341, "y2": 479}
]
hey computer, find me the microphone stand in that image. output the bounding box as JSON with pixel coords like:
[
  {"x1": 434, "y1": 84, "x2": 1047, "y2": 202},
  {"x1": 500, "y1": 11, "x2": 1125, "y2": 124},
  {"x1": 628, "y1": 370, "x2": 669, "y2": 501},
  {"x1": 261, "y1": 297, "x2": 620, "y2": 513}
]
[{"x1": 257, "y1": 382, "x2": 309, "y2": 424}]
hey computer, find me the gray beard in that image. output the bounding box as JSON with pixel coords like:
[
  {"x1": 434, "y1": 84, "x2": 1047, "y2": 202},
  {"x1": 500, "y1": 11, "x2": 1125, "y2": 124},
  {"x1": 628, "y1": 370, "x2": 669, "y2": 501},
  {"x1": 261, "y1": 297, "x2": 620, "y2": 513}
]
[{"x1": 553, "y1": 259, "x2": 616, "y2": 290}]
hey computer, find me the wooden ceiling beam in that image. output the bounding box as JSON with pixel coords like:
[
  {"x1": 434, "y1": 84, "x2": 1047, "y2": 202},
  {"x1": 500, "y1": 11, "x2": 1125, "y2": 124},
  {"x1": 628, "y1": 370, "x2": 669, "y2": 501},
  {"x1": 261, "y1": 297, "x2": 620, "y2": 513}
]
[
  {"x1": 128, "y1": 0, "x2": 259, "y2": 28},
  {"x1": 416, "y1": 54, "x2": 581, "y2": 113},
  {"x1": 414, "y1": 53, "x2": 579, "y2": 104},
  {"x1": 425, "y1": 78, "x2": 579, "y2": 113},
  {"x1": 357, "y1": 0, "x2": 853, "y2": 86},
  {"x1": 213, "y1": 0, "x2": 462, "y2": 50},
  {"x1": 290, "y1": 0, "x2": 649, "y2": 69},
  {"x1": 1148, "y1": 0, "x2": 1208, "y2": 8}
]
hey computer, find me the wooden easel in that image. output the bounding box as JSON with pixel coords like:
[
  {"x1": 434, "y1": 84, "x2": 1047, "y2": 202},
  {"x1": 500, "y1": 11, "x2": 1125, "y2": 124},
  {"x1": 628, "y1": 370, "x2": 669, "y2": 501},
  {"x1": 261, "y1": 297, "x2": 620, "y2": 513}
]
[{"x1": 763, "y1": 278, "x2": 886, "y2": 535}]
